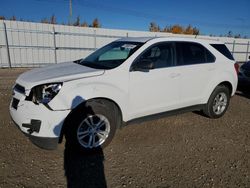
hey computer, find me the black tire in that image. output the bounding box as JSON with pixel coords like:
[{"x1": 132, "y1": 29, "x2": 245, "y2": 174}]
[
  {"x1": 203, "y1": 85, "x2": 230, "y2": 119},
  {"x1": 64, "y1": 99, "x2": 119, "y2": 152}
]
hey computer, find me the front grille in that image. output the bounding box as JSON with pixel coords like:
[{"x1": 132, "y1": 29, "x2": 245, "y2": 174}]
[
  {"x1": 12, "y1": 98, "x2": 19, "y2": 110},
  {"x1": 14, "y1": 84, "x2": 25, "y2": 94},
  {"x1": 244, "y1": 70, "x2": 250, "y2": 77}
]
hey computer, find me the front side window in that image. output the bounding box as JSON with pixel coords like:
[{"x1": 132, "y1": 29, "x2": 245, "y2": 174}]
[
  {"x1": 78, "y1": 41, "x2": 143, "y2": 69},
  {"x1": 135, "y1": 43, "x2": 174, "y2": 69},
  {"x1": 176, "y1": 42, "x2": 215, "y2": 66}
]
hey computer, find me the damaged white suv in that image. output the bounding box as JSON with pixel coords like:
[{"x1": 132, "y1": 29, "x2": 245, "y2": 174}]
[{"x1": 10, "y1": 37, "x2": 238, "y2": 151}]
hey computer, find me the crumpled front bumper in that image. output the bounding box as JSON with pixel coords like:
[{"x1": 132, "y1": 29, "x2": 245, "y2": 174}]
[{"x1": 10, "y1": 96, "x2": 70, "y2": 150}]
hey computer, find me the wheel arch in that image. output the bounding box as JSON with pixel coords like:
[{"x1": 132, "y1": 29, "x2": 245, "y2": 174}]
[
  {"x1": 203, "y1": 81, "x2": 232, "y2": 118},
  {"x1": 203, "y1": 80, "x2": 234, "y2": 105},
  {"x1": 58, "y1": 97, "x2": 123, "y2": 143},
  {"x1": 217, "y1": 81, "x2": 233, "y2": 95}
]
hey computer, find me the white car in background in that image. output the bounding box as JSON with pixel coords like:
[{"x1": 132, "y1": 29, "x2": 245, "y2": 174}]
[{"x1": 10, "y1": 37, "x2": 238, "y2": 151}]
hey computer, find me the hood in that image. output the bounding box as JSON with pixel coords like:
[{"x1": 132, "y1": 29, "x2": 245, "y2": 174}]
[{"x1": 16, "y1": 62, "x2": 104, "y2": 89}]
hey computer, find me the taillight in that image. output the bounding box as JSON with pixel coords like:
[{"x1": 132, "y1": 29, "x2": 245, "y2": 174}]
[{"x1": 234, "y1": 63, "x2": 239, "y2": 74}]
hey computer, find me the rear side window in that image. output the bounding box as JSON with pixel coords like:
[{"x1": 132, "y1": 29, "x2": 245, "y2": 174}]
[
  {"x1": 176, "y1": 42, "x2": 215, "y2": 66},
  {"x1": 210, "y1": 44, "x2": 234, "y2": 60}
]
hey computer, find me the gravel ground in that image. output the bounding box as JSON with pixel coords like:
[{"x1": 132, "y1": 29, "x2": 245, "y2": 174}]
[{"x1": 0, "y1": 68, "x2": 250, "y2": 188}]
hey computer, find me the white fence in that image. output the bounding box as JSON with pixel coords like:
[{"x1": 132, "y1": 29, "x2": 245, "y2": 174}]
[{"x1": 0, "y1": 20, "x2": 249, "y2": 68}]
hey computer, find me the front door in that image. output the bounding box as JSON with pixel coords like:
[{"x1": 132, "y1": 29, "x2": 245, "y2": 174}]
[{"x1": 128, "y1": 42, "x2": 181, "y2": 120}]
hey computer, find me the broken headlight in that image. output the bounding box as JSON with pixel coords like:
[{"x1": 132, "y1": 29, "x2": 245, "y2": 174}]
[{"x1": 32, "y1": 83, "x2": 62, "y2": 104}]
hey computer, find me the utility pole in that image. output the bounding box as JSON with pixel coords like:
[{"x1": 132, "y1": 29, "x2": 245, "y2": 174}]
[{"x1": 69, "y1": 0, "x2": 72, "y2": 25}]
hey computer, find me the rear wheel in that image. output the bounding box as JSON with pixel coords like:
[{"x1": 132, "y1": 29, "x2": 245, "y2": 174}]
[
  {"x1": 203, "y1": 85, "x2": 230, "y2": 118},
  {"x1": 65, "y1": 99, "x2": 119, "y2": 152}
]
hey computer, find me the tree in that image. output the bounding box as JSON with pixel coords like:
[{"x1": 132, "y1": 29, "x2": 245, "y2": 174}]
[
  {"x1": 92, "y1": 18, "x2": 100, "y2": 28},
  {"x1": 73, "y1": 16, "x2": 80, "y2": 26},
  {"x1": 149, "y1": 22, "x2": 160, "y2": 32},
  {"x1": 50, "y1": 14, "x2": 56, "y2": 24},
  {"x1": 162, "y1": 26, "x2": 171, "y2": 33},
  {"x1": 184, "y1": 25, "x2": 200, "y2": 35},
  {"x1": 0, "y1": 16, "x2": 5, "y2": 20},
  {"x1": 81, "y1": 21, "x2": 88, "y2": 27},
  {"x1": 171, "y1": 24, "x2": 183, "y2": 34},
  {"x1": 184, "y1": 25, "x2": 193, "y2": 35},
  {"x1": 151, "y1": 22, "x2": 200, "y2": 35},
  {"x1": 193, "y1": 27, "x2": 199, "y2": 35}
]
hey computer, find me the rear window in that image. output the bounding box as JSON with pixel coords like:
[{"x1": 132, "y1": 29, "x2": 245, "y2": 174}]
[{"x1": 211, "y1": 44, "x2": 234, "y2": 60}]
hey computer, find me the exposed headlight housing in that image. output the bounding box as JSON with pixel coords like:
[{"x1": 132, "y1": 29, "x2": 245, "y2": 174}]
[{"x1": 32, "y1": 83, "x2": 62, "y2": 104}]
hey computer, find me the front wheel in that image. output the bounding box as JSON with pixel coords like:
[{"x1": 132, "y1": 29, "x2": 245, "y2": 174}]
[
  {"x1": 65, "y1": 100, "x2": 118, "y2": 152},
  {"x1": 203, "y1": 85, "x2": 230, "y2": 118}
]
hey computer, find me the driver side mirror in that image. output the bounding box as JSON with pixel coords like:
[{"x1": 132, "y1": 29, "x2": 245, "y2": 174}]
[{"x1": 132, "y1": 59, "x2": 154, "y2": 72}]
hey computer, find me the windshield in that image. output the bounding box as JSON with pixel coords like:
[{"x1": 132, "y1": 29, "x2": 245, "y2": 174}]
[{"x1": 77, "y1": 41, "x2": 143, "y2": 69}]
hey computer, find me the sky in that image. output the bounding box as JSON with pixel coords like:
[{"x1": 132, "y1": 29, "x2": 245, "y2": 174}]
[{"x1": 1, "y1": 0, "x2": 250, "y2": 37}]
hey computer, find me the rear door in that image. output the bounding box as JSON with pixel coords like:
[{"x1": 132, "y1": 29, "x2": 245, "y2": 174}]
[{"x1": 175, "y1": 42, "x2": 216, "y2": 107}]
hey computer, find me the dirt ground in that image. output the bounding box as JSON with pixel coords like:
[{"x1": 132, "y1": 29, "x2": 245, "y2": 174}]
[{"x1": 0, "y1": 68, "x2": 250, "y2": 188}]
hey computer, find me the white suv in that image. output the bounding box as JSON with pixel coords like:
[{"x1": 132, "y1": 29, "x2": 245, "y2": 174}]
[{"x1": 10, "y1": 37, "x2": 238, "y2": 151}]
